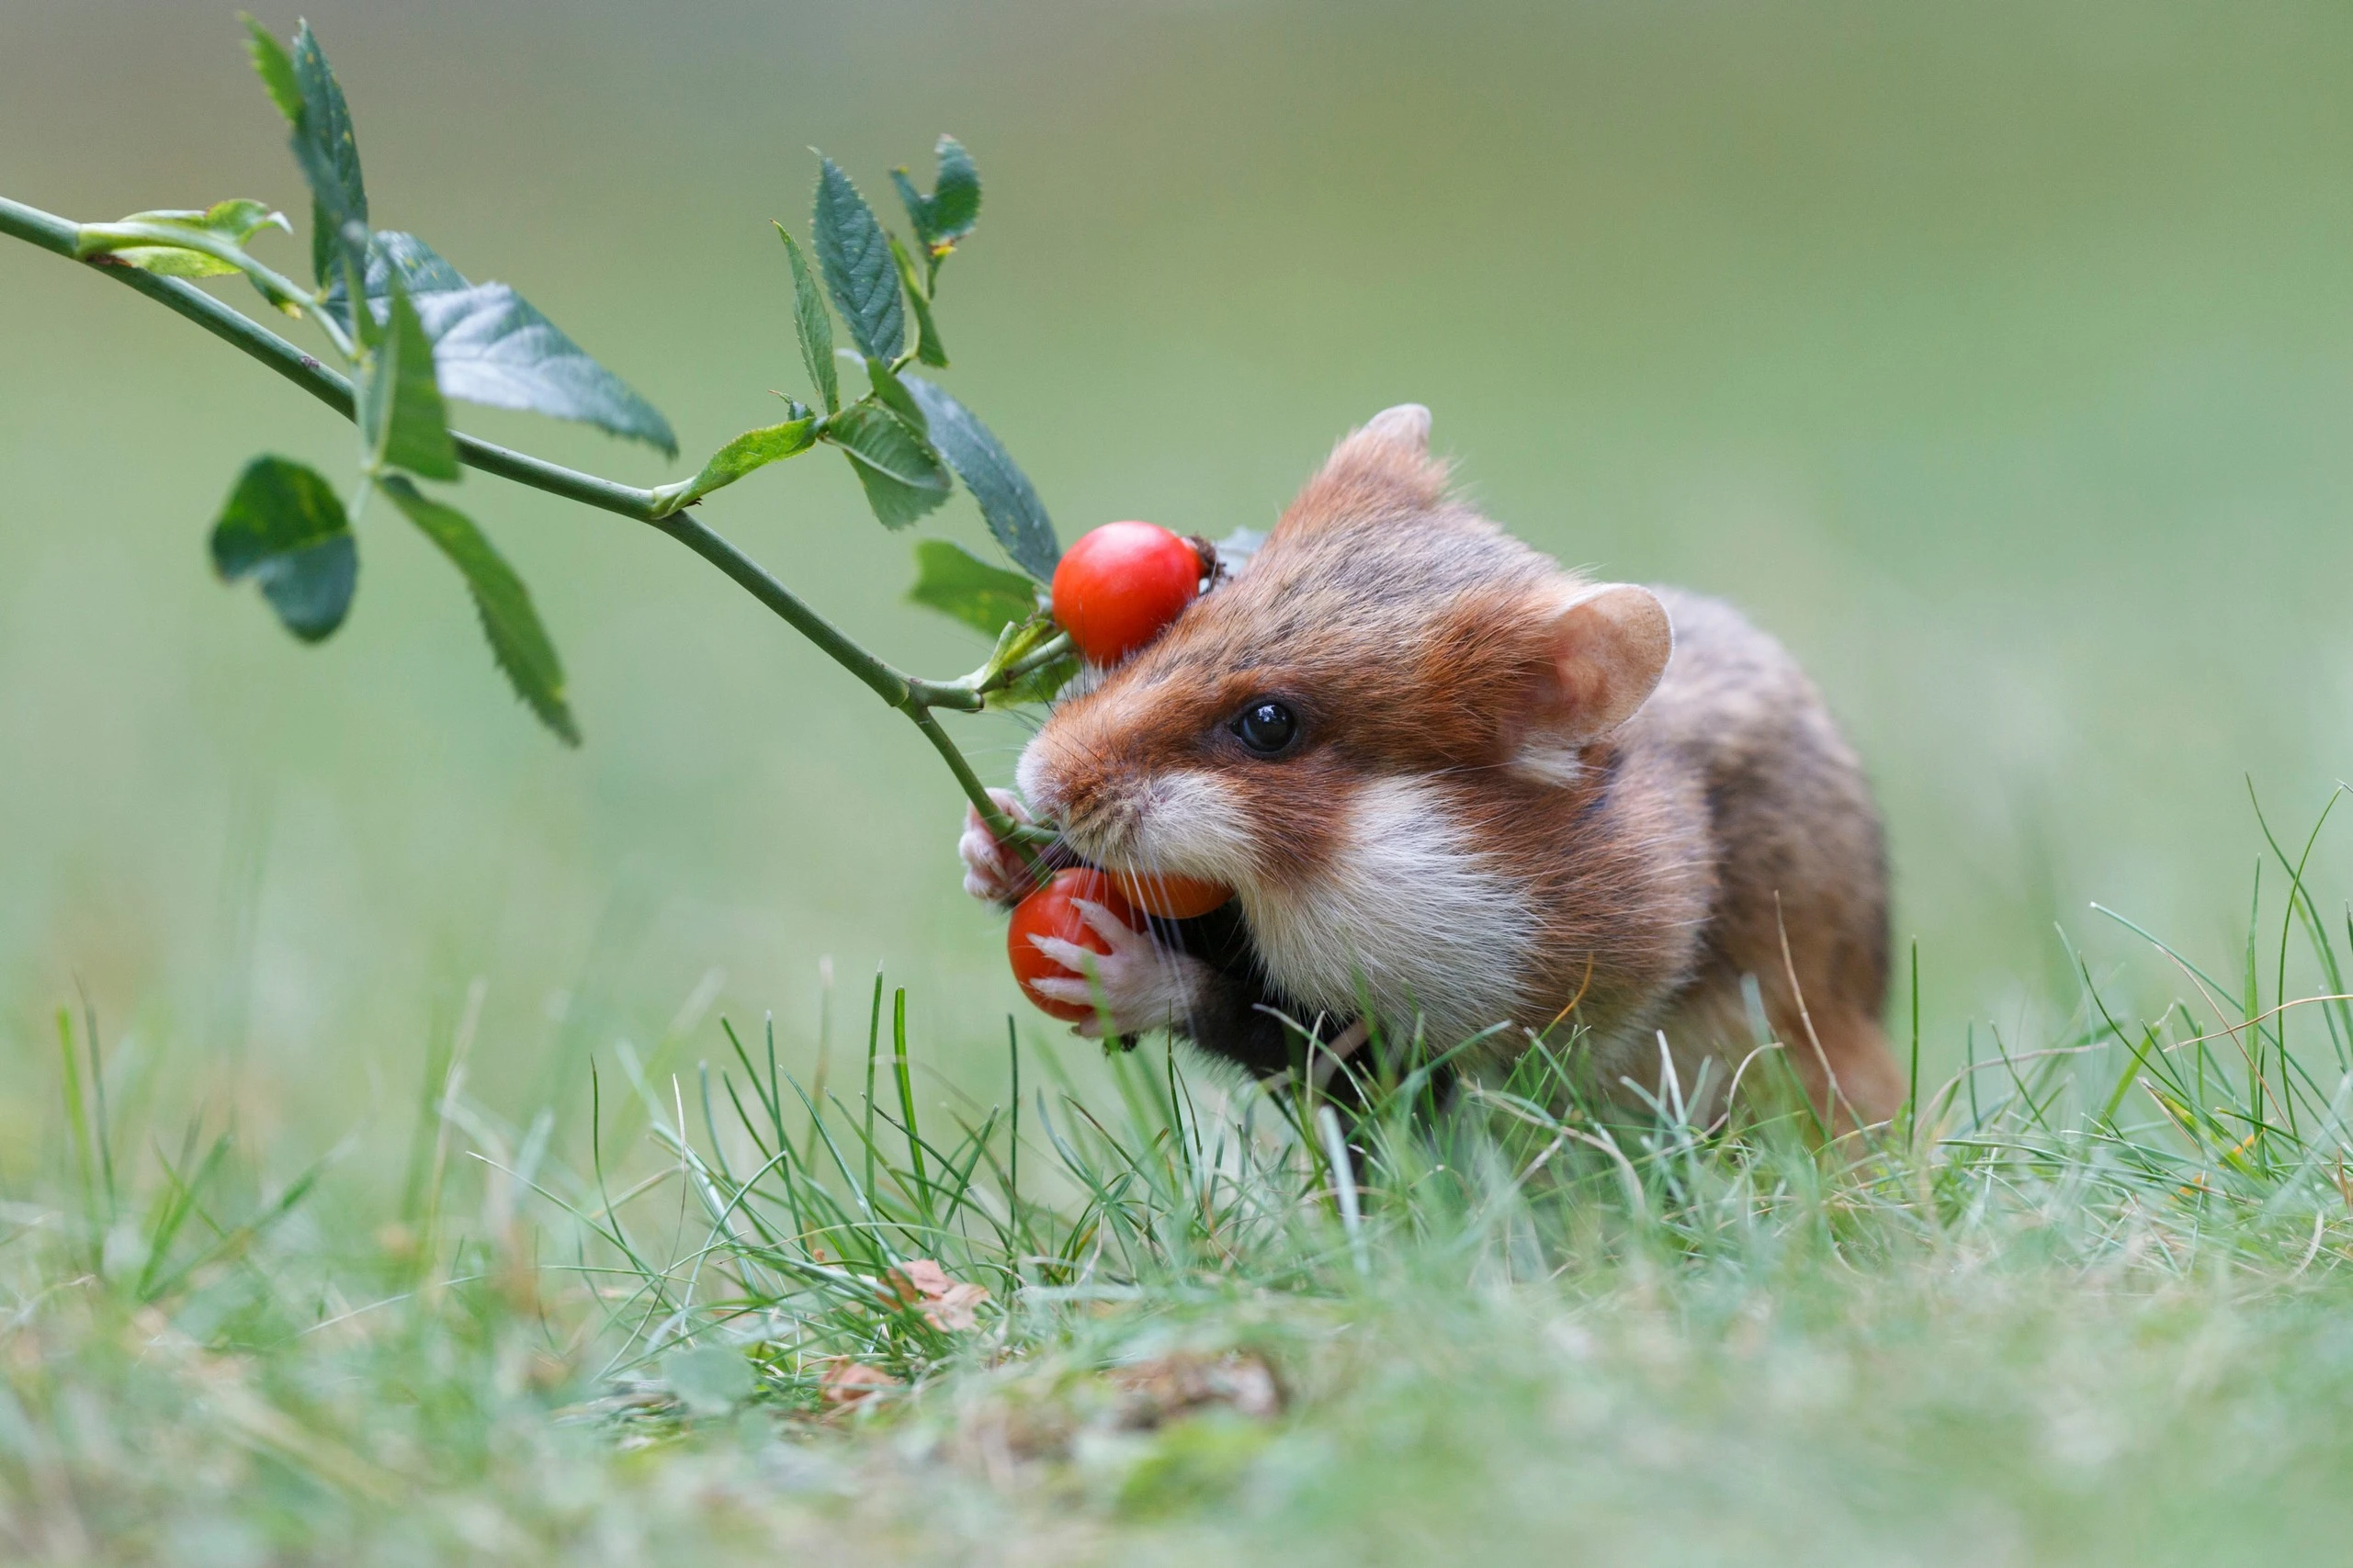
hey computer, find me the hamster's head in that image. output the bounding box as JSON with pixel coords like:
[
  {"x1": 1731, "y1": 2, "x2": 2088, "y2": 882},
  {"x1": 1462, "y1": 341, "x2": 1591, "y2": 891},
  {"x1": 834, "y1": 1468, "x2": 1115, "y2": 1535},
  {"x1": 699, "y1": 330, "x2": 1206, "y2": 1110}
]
[{"x1": 1014, "y1": 405, "x2": 1672, "y2": 913}]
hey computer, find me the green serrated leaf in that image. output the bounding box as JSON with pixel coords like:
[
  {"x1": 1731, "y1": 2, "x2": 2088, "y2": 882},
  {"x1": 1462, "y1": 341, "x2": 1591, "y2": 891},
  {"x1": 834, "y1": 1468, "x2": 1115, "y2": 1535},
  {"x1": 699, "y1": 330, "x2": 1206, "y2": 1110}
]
[
  {"x1": 377, "y1": 476, "x2": 579, "y2": 745},
  {"x1": 888, "y1": 169, "x2": 929, "y2": 245},
  {"x1": 891, "y1": 135, "x2": 981, "y2": 261},
  {"x1": 811, "y1": 157, "x2": 904, "y2": 362},
  {"x1": 900, "y1": 377, "x2": 1058, "y2": 580},
  {"x1": 209, "y1": 456, "x2": 357, "y2": 643},
  {"x1": 865, "y1": 356, "x2": 928, "y2": 434},
  {"x1": 359, "y1": 271, "x2": 458, "y2": 480},
  {"x1": 284, "y1": 22, "x2": 368, "y2": 290},
  {"x1": 774, "y1": 225, "x2": 839, "y2": 415},
  {"x1": 673, "y1": 416, "x2": 819, "y2": 508},
  {"x1": 926, "y1": 136, "x2": 981, "y2": 251},
  {"x1": 823, "y1": 402, "x2": 951, "y2": 530},
  {"x1": 888, "y1": 235, "x2": 948, "y2": 368},
  {"x1": 241, "y1": 17, "x2": 303, "y2": 122},
  {"x1": 324, "y1": 233, "x2": 677, "y2": 456},
  {"x1": 79, "y1": 199, "x2": 291, "y2": 278},
  {"x1": 908, "y1": 539, "x2": 1040, "y2": 637}
]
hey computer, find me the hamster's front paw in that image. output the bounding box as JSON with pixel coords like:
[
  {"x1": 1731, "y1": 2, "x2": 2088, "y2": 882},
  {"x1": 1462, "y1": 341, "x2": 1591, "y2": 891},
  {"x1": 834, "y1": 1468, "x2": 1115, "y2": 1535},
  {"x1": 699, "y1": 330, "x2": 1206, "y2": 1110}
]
[
  {"x1": 1023, "y1": 897, "x2": 1211, "y2": 1039},
  {"x1": 960, "y1": 788, "x2": 1038, "y2": 907}
]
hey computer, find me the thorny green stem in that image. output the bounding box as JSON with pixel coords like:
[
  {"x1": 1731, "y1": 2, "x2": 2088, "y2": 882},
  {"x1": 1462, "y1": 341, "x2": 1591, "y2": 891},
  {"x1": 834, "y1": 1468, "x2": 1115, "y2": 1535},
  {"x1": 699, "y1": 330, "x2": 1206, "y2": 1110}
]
[{"x1": 0, "y1": 193, "x2": 1037, "y2": 863}]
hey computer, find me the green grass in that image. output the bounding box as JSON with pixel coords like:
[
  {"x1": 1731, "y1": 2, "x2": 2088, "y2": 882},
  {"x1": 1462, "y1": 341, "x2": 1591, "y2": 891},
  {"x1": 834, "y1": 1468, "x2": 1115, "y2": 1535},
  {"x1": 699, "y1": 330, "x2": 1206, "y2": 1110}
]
[
  {"x1": 11, "y1": 6, "x2": 2353, "y2": 1560},
  {"x1": 8, "y1": 811, "x2": 2353, "y2": 1564}
]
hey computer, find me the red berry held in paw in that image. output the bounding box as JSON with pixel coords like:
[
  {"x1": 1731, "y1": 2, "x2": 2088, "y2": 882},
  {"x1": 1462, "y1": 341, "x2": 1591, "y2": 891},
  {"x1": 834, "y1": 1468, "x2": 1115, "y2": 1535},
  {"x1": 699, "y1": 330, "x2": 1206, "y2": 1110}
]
[
  {"x1": 1008, "y1": 868, "x2": 1140, "y2": 1021},
  {"x1": 1050, "y1": 521, "x2": 1204, "y2": 666}
]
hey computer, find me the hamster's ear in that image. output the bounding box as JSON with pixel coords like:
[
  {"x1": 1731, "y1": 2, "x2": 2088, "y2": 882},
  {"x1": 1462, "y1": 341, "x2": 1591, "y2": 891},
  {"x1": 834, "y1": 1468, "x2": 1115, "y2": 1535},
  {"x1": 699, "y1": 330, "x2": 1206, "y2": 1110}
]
[
  {"x1": 1531, "y1": 583, "x2": 1672, "y2": 744},
  {"x1": 1356, "y1": 403, "x2": 1431, "y2": 457},
  {"x1": 1280, "y1": 404, "x2": 1448, "y2": 531}
]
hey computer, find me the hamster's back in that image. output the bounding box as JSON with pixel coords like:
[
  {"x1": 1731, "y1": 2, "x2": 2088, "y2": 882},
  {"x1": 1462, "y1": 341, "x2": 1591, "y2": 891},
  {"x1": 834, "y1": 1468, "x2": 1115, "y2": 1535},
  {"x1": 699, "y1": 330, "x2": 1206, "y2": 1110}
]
[{"x1": 1617, "y1": 589, "x2": 1896, "y2": 1116}]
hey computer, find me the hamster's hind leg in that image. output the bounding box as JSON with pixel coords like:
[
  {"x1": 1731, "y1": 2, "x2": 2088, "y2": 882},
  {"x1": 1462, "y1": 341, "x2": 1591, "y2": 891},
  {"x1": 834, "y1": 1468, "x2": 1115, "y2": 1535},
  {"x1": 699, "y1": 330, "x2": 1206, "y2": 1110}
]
[{"x1": 1770, "y1": 998, "x2": 1905, "y2": 1130}]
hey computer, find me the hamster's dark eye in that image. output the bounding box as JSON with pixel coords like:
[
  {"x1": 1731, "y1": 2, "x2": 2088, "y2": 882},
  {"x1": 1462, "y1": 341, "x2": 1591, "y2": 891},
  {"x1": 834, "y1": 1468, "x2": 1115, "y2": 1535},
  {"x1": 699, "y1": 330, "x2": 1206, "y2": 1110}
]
[{"x1": 1231, "y1": 699, "x2": 1298, "y2": 757}]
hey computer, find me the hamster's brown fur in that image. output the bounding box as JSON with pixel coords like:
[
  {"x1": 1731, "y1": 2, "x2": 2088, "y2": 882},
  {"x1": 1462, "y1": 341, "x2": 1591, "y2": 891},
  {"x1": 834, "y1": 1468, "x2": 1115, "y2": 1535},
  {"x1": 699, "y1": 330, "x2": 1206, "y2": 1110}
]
[{"x1": 1002, "y1": 406, "x2": 1903, "y2": 1122}]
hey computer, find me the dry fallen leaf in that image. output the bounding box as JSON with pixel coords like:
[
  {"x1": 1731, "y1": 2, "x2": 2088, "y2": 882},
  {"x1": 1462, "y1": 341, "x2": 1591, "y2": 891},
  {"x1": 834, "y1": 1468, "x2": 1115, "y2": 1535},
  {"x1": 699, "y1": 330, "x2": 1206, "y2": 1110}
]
[
  {"x1": 926, "y1": 1283, "x2": 990, "y2": 1332},
  {"x1": 818, "y1": 1358, "x2": 901, "y2": 1408},
  {"x1": 884, "y1": 1258, "x2": 992, "y2": 1331},
  {"x1": 885, "y1": 1258, "x2": 953, "y2": 1301}
]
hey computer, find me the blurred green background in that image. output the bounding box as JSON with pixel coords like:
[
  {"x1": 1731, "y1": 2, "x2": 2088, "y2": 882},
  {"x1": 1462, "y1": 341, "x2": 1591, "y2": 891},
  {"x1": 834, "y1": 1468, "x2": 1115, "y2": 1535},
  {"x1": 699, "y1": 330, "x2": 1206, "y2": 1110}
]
[{"x1": 4, "y1": 0, "x2": 2351, "y2": 1176}]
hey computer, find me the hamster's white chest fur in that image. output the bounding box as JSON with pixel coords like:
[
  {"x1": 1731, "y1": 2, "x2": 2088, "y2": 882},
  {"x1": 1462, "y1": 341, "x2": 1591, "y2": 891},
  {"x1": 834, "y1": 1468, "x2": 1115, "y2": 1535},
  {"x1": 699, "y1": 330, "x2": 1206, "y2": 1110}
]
[{"x1": 1238, "y1": 776, "x2": 1534, "y2": 1047}]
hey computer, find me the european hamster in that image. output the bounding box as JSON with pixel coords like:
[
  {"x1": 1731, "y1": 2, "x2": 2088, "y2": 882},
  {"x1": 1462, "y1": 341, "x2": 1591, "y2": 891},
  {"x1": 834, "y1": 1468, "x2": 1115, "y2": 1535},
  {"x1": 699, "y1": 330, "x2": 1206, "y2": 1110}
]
[{"x1": 962, "y1": 405, "x2": 1904, "y2": 1122}]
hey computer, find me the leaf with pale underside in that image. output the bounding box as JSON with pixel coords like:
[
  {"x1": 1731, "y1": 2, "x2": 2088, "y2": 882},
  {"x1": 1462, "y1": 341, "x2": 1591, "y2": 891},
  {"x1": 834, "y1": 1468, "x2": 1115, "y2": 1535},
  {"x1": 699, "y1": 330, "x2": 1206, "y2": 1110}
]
[
  {"x1": 811, "y1": 157, "x2": 904, "y2": 362},
  {"x1": 209, "y1": 456, "x2": 357, "y2": 643},
  {"x1": 325, "y1": 232, "x2": 677, "y2": 456},
  {"x1": 823, "y1": 402, "x2": 951, "y2": 531},
  {"x1": 377, "y1": 476, "x2": 579, "y2": 745},
  {"x1": 902, "y1": 376, "x2": 1058, "y2": 581}
]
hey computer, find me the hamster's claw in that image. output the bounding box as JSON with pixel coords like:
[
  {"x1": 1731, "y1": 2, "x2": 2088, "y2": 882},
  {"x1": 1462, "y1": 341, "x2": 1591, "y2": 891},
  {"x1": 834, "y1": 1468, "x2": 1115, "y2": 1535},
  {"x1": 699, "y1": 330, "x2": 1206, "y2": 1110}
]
[
  {"x1": 1027, "y1": 903, "x2": 1210, "y2": 1039},
  {"x1": 1024, "y1": 972, "x2": 1101, "y2": 1008},
  {"x1": 959, "y1": 788, "x2": 1035, "y2": 906},
  {"x1": 1071, "y1": 898, "x2": 1146, "y2": 951}
]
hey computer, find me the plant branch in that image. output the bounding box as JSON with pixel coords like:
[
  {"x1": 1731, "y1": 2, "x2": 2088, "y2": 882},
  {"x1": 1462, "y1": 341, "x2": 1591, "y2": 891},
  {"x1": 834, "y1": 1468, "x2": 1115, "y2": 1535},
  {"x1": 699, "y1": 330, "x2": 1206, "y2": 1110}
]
[
  {"x1": 0, "y1": 193, "x2": 81, "y2": 256},
  {"x1": 0, "y1": 191, "x2": 1036, "y2": 861},
  {"x1": 5, "y1": 196, "x2": 679, "y2": 525},
  {"x1": 646, "y1": 511, "x2": 979, "y2": 716},
  {"x1": 910, "y1": 706, "x2": 1024, "y2": 846}
]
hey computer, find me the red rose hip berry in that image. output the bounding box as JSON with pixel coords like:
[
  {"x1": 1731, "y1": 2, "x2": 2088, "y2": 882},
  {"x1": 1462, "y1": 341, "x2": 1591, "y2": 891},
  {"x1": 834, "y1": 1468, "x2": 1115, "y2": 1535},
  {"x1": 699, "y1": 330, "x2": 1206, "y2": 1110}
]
[
  {"x1": 1107, "y1": 869, "x2": 1233, "y2": 919},
  {"x1": 1050, "y1": 521, "x2": 1204, "y2": 665},
  {"x1": 1008, "y1": 868, "x2": 1140, "y2": 1021}
]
